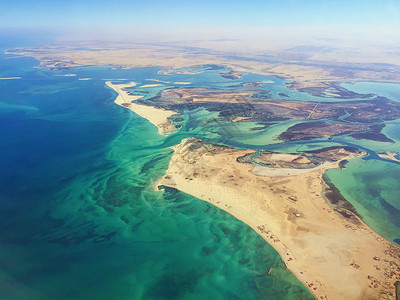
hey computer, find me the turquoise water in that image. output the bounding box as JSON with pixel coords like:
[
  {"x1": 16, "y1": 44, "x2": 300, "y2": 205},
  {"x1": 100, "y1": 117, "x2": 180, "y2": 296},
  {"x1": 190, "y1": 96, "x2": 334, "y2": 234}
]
[
  {"x1": 326, "y1": 158, "x2": 400, "y2": 241},
  {"x1": 342, "y1": 82, "x2": 400, "y2": 102},
  {"x1": 1, "y1": 43, "x2": 400, "y2": 299},
  {"x1": 241, "y1": 72, "x2": 377, "y2": 102},
  {"x1": 0, "y1": 52, "x2": 313, "y2": 299}
]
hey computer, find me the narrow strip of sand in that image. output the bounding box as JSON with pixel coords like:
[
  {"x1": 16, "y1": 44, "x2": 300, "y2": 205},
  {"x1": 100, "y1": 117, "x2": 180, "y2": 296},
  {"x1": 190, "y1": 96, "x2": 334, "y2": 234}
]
[
  {"x1": 173, "y1": 82, "x2": 192, "y2": 85},
  {"x1": 378, "y1": 151, "x2": 400, "y2": 163},
  {"x1": 145, "y1": 78, "x2": 171, "y2": 84},
  {"x1": 139, "y1": 84, "x2": 164, "y2": 88},
  {"x1": 157, "y1": 138, "x2": 400, "y2": 300},
  {"x1": 105, "y1": 81, "x2": 177, "y2": 135}
]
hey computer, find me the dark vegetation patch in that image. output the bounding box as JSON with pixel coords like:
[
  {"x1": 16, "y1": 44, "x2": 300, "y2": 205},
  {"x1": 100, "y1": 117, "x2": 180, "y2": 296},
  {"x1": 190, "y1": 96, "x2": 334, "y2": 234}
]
[{"x1": 322, "y1": 173, "x2": 362, "y2": 224}]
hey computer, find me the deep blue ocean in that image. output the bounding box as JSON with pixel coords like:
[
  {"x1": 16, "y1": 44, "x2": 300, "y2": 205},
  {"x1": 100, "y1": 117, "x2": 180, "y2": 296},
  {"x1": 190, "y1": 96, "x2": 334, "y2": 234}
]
[{"x1": 0, "y1": 45, "x2": 314, "y2": 299}]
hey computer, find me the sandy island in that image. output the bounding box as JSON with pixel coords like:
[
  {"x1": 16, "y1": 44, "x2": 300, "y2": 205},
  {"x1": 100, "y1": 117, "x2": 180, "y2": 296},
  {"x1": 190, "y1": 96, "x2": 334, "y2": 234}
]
[
  {"x1": 157, "y1": 138, "x2": 400, "y2": 300},
  {"x1": 173, "y1": 81, "x2": 192, "y2": 85},
  {"x1": 139, "y1": 84, "x2": 164, "y2": 88},
  {"x1": 105, "y1": 81, "x2": 177, "y2": 135},
  {"x1": 378, "y1": 152, "x2": 400, "y2": 163},
  {"x1": 145, "y1": 78, "x2": 171, "y2": 84}
]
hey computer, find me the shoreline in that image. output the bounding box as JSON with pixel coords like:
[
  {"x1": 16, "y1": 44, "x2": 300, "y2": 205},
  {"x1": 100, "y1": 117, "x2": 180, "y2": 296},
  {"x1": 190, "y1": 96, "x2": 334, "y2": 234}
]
[
  {"x1": 157, "y1": 138, "x2": 400, "y2": 300},
  {"x1": 378, "y1": 151, "x2": 400, "y2": 163},
  {"x1": 9, "y1": 44, "x2": 400, "y2": 86},
  {"x1": 105, "y1": 81, "x2": 177, "y2": 135}
]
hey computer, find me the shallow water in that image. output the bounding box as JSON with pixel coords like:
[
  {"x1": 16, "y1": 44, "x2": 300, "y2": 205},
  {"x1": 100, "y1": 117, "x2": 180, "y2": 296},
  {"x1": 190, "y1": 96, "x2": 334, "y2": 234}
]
[
  {"x1": 342, "y1": 82, "x2": 400, "y2": 102},
  {"x1": 326, "y1": 158, "x2": 400, "y2": 244},
  {"x1": 0, "y1": 53, "x2": 313, "y2": 299},
  {"x1": 1, "y1": 46, "x2": 400, "y2": 299}
]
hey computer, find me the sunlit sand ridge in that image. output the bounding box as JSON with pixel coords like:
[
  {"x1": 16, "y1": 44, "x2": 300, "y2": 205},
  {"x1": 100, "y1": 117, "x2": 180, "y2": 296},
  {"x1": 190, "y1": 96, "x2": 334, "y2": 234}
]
[
  {"x1": 157, "y1": 138, "x2": 400, "y2": 300},
  {"x1": 105, "y1": 81, "x2": 177, "y2": 135}
]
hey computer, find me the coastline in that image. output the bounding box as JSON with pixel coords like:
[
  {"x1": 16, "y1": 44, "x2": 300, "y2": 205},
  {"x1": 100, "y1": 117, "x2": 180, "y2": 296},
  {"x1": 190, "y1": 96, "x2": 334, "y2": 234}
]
[
  {"x1": 10, "y1": 44, "x2": 400, "y2": 86},
  {"x1": 105, "y1": 81, "x2": 177, "y2": 135},
  {"x1": 378, "y1": 151, "x2": 400, "y2": 163},
  {"x1": 157, "y1": 138, "x2": 400, "y2": 300}
]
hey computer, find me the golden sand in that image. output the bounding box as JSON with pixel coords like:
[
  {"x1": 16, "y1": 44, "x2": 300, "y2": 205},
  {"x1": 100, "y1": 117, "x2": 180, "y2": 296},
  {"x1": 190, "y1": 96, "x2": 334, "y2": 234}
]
[
  {"x1": 157, "y1": 138, "x2": 400, "y2": 300},
  {"x1": 378, "y1": 152, "x2": 400, "y2": 163},
  {"x1": 105, "y1": 81, "x2": 177, "y2": 135},
  {"x1": 139, "y1": 84, "x2": 164, "y2": 88},
  {"x1": 145, "y1": 78, "x2": 171, "y2": 84},
  {"x1": 173, "y1": 82, "x2": 192, "y2": 85},
  {"x1": 13, "y1": 44, "x2": 400, "y2": 85}
]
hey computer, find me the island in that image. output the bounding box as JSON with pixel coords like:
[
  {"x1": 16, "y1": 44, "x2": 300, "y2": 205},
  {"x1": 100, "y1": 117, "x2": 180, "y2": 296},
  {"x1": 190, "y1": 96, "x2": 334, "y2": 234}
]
[{"x1": 138, "y1": 86, "x2": 400, "y2": 143}]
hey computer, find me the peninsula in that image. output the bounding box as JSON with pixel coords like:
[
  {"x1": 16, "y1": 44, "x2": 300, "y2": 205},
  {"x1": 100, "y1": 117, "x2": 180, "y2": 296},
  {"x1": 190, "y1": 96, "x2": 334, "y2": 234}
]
[
  {"x1": 12, "y1": 41, "x2": 400, "y2": 299},
  {"x1": 157, "y1": 138, "x2": 400, "y2": 300},
  {"x1": 105, "y1": 81, "x2": 177, "y2": 135}
]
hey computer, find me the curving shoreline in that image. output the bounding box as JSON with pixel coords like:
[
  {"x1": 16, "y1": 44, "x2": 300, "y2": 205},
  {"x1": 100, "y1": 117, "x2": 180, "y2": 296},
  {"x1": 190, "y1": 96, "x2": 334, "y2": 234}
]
[
  {"x1": 105, "y1": 81, "x2": 177, "y2": 135},
  {"x1": 157, "y1": 138, "x2": 400, "y2": 300}
]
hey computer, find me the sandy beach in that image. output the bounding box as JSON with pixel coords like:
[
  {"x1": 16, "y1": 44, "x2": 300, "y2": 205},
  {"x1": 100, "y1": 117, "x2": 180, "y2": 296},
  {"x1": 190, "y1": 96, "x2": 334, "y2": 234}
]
[
  {"x1": 378, "y1": 151, "x2": 400, "y2": 163},
  {"x1": 157, "y1": 138, "x2": 400, "y2": 300},
  {"x1": 105, "y1": 81, "x2": 177, "y2": 135}
]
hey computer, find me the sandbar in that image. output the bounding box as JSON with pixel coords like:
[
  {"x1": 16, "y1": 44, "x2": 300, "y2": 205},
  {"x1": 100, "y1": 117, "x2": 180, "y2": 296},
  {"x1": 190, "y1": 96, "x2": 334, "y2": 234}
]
[
  {"x1": 173, "y1": 82, "x2": 192, "y2": 85},
  {"x1": 139, "y1": 84, "x2": 164, "y2": 88},
  {"x1": 0, "y1": 77, "x2": 21, "y2": 80},
  {"x1": 145, "y1": 78, "x2": 171, "y2": 84},
  {"x1": 157, "y1": 138, "x2": 400, "y2": 300},
  {"x1": 378, "y1": 151, "x2": 400, "y2": 163},
  {"x1": 105, "y1": 81, "x2": 177, "y2": 135},
  {"x1": 231, "y1": 116, "x2": 251, "y2": 122}
]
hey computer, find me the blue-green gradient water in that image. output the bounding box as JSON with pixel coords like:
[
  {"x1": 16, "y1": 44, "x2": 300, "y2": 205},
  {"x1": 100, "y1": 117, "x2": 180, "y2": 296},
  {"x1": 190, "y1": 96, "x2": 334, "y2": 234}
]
[
  {"x1": 0, "y1": 52, "x2": 315, "y2": 299},
  {"x1": 1, "y1": 44, "x2": 400, "y2": 300}
]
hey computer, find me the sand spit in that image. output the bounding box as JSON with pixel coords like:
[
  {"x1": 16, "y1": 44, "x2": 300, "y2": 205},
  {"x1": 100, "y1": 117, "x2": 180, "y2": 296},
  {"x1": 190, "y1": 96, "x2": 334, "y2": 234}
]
[
  {"x1": 378, "y1": 152, "x2": 400, "y2": 163},
  {"x1": 157, "y1": 138, "x2": 400, "y2": 300},
  {"x1": 173, "y1": 82, "x2": 192, "y2": 85},
  {"x1": 139, "y1": 84, "x2": 164, "y2": 88},
  {"x1": 105, "y1": 81, "x2": 177, "y2": 135},
  {"x1": 145, "y1": 78, "x2": 171, "y2": 84}
]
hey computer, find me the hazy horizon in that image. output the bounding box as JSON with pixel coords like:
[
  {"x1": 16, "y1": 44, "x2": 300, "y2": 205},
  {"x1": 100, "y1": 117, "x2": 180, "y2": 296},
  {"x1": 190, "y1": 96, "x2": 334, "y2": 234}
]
[{"x1": 1, "y1": 0, "x2": 400, "y2": 48}]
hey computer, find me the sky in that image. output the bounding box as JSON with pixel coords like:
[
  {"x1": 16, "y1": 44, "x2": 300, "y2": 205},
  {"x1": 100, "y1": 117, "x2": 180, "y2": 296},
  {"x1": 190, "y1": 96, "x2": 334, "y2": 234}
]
[
  {"x1": 1, "y1": 0, "x2": 399, "y2": 43},
  {"x1": 1, "y1": 0, "x2": 399, "y2": 28}
]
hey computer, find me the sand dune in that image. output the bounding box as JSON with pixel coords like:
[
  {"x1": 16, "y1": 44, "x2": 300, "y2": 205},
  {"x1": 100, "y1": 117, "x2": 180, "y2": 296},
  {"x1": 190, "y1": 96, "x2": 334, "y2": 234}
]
[{"x1": 157, "y1": 138, "x2": 400, "y2": 300}]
